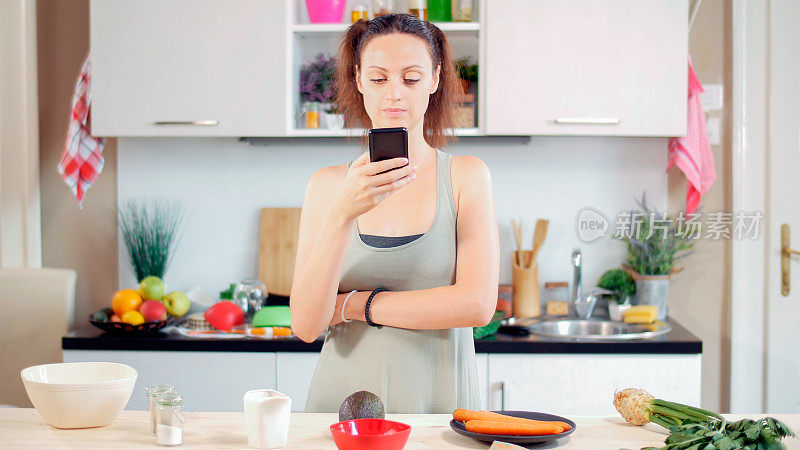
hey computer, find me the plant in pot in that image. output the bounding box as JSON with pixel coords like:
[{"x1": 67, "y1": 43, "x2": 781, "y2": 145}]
[
  {"x1": 299, "y1": 53, "x2": 337, "y2": 129},
  {"x1": 615, "y1": 193, "x2": 695, "y2": 320},
  {"x1": 118, "y1": 198, "x2": 186, "y2": 283},
  {"x1": 454, "y1": 56, "x2": 478, "y2": 95},
  {"x1": 598, "y1": 269, "x2": 636, "y2": 321}
]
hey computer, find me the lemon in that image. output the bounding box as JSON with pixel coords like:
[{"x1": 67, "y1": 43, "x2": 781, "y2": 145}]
[{"x1": 121, "y1": 310, "x2": 145, "y2": 326}]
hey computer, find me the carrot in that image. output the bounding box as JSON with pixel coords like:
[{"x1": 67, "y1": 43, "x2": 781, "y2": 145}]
[
  {"x1": 452, "y1": 409, "x2": 572, "y2": 431},
  {"x1": 464, "y1": 419, "x2": 564, "y2": 436}
]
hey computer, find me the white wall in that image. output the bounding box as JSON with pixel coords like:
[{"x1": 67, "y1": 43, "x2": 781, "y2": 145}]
[{"x1": 117, "y1": 136, "x2": 668, "y2": 296}]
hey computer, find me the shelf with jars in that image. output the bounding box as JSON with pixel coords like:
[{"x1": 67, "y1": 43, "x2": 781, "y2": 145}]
[{"x1": 289, "y1": 0, "x2": 484, "y2": 136}]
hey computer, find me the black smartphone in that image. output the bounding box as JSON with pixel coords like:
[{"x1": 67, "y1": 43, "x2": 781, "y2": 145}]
[{"x1": 368, "y1": 127, "x2": 408, "y2": 175}]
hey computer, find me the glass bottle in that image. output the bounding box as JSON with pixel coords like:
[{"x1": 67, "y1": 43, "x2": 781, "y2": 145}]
[
  {"x1": 351, "y1": 0, "x2": 369, "y2": 22},
  {"x1": 372, "y1": 0, "x2": 394, "y2": 17},
  {"x1": 427, "y1": 0, "x2": 451, "y2": 22},
  {"x1": 303, "y1": 101, "x2": 320, "y2": 129},
  {"x1": 147, "y1": 385, "x2": 175, "y2": 435},
  {"x1": 452, "y1": 0, "x2": 473, "y2": 22},
  {"x1": 408, "y1": 0, "x2": 427, "y2": 20},
  {"x1": 233, "y1": 278, "x2": 268, "y2": 323},
  {"x1": 154, "y1": 391, "x2": 186, "y2": 447}
]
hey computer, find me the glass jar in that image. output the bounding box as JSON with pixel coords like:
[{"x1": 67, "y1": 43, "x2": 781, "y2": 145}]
[
  {"x1": 233, "y1": 278, "x2": 268, "y2": 323},
  {"x1": 452, "y1": 0, "x2": 473, "y2": 22},
  {"x1": 303, "y1": 101, "x2": 320, "y2": 129},
  {"x1": 372, "y1": 0, "x2": 394, "y2": 17},
  {"x1": 154, "y1": 391, "x2": 185, "y2": 446},
  {"x1": 408, "y1": 0, "x2": 427, "y2": 20},
  {"x1": 544, "y1": 281, "x2": 570, "y2": 316},
  {"x1": 351, "y1": 0, "x2": 369, "y2": 22},
  {"x1": 147, "y1": 385, "x2": 175, "y2": 435}
]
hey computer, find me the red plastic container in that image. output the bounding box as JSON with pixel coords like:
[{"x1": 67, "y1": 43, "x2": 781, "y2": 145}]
[
  {"x1": 306, "y1": 0, "x2": 346, "y2": 23},
  {"x1": 203, "y1": 301, "x2": 244, "y2": 331},
  {"x1": 330, "y1": 418, "x2": 411, "y2": 450}
]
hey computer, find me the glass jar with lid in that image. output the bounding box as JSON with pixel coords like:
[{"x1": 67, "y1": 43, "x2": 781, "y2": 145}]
[
  {"x1": 147, "y1": 385, "x2": 175, "y2": 435},
  {"x1": 154, "y1": 391, "x2": 186, "y2": 446},
  {"x1": 372, "y1": 0, "x2": 395, "y2": 17}
]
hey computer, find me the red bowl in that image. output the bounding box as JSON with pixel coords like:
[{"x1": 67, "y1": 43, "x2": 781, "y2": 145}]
[{"x1": 330, "y1": 418, "x2": 411, "y2": 450}]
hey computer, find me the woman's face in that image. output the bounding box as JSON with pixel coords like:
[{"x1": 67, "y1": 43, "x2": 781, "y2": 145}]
[{"x1": 356, "y1": 33, "x2": 441, "y2": 131}]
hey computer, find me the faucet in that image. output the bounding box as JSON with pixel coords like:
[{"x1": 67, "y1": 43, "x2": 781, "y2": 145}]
[{"x1": 571, "y1": 249, "x2": 582, "y2": 309}]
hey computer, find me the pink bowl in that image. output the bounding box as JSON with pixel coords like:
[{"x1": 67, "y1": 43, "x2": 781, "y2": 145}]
[
  {"x1": 306, "y1": 0, "x2": 347, "y2": 23},
  {"x1": 330, "y1": 418, "x2": 411, "y2": 450}
]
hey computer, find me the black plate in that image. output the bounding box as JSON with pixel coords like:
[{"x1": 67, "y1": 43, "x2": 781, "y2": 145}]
[
  {"x1": 89, "y1": 313, "x2": 184, "y2": 334},
  {"x1": 450, "y1": 410, "x2": 575, "y2": 446}
]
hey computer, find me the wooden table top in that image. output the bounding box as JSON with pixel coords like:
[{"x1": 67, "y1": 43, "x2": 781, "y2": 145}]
[{"x1": 1, "y1": 409, "x2": 798, "y2": 449}]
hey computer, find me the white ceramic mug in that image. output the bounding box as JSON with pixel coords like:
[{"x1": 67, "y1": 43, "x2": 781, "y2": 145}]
[{"x1": 243, "y1": 389, "x2": 292, "y2": 449}]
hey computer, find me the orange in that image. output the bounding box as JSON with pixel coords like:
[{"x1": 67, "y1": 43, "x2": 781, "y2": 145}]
[
  {"x1": 121, "y1": 310, "x2": 145, "y2": 326},
  {"x1": 112, "y1": 289, "x2": 143, "y2": 317}
]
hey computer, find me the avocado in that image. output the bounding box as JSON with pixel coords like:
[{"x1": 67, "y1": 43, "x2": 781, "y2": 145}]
[{"x1": 339, "y1": 390, "x2": 385, "y2": 422}]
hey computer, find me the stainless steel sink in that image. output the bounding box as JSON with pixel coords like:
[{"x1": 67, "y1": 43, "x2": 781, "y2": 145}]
[{"x1": 526, "y1": 319, "x2": 671, "y2": 340}]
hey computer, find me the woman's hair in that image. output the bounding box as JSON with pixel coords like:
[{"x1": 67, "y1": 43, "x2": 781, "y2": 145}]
[{"x1": 334, "y1": 14, "x2": 461, "y2": 149}]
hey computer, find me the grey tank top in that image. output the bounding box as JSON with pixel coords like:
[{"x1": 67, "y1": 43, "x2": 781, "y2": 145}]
[{"x1": 304, "y1": 149, "x2": 482, "y2": 414}]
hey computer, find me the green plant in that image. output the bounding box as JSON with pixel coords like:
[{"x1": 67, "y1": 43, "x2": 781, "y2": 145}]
[
  {"x1": 615, "y1": 192, "x2": 695, "y2": 276},
  {"x1": 455, "y1": 56, "x2": 478, "y2": 82},
  {"x1": 598, "y1": 269, "x2": 636, "y2": 304},
  {"x1": 118, "y1": 198, "x2": 186, "y2": 282}
]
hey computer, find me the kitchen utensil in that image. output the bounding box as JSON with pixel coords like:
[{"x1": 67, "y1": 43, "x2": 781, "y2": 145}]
[
  {"x1": 449, "y1": 410, "x2": 576, "y2": 445},
  {"x1": 330, "y1": 418, "x2": 411, "y2": 450},
  {"x1": 251, "y1": 305, "x2": 291, "y2": 327},
  {"x1": 204, "y1": 301, "x2": 245, "y2": 331},
  {"x1": 526, "y1": 219, "x2": 549, "y2": 268},
  {"x1": 258, "y1": 208, "x2": 302, "y2": 297},
  {"x1": 243, "y1": 389, "x2": 292, "y2": 449},
  {"x1": 574, "y1": 288, "x2": 615, "y2": 319},
  {"x1": 233, "y1": 278, "x2": 268, "y2": 322},
  {"x1": 20, "y1": 362, "x2": 137, "y2": 429},
  {"x1": 511, "y1": 218, "x2": 522, "y2": 267},
  {"x1": 498, "y1": 325, "x2": 531, "y2": 336},
  {"x1": 512, "y1": 250, "x2": 540, "y2": 318}
]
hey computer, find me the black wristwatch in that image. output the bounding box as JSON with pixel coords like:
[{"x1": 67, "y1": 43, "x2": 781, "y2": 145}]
[{"x1": 365, "y1": 287, "x2": 387, "y2": 328}]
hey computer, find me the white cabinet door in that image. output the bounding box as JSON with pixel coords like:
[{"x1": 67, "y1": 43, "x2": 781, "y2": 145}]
[
  {"x1": 484, "y1": 0, "x2": 687, "y2": 136},
  {"x1": 90, "y1": 0, "x2": 287, "y2": 137},
  {"x1": 276, "y1": 352, "x2": 320, "y2": 412},
  {"x1": 487, "y1": 354, "x2": 701, "y2": 414},
  {"x1": 63, "y1": 350, "x2": 277, "y2": 412}
]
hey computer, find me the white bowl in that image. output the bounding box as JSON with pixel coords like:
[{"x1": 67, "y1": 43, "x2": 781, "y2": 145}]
[{"x1": 20, "y1": 362, "x2": 137, "y2": 429}]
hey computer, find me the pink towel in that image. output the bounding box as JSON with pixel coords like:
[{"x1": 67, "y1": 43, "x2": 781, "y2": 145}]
[
  {"x1": 57, "y1": 52, "x2": 106, "y2": 209},
  {"x1": 667, "y1": 55, "x2": 716, "y2": 215}
]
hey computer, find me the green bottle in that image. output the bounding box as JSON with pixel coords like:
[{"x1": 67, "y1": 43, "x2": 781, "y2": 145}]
[{"x1": 427, "y1": 0, "x2": 451, "y2": 22}]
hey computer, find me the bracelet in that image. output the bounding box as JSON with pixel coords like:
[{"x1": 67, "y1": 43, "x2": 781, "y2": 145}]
[
  {"x1": 365, "y1": 287, "x2": 387, "y2": 328},
  {"x1": 341, "y1": 290, "x2": 357, "y2": 323}
]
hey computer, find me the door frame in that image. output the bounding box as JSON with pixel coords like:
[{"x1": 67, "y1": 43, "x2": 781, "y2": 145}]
[{"x1": 729, "y1": 0, "x2": 769, "y2": 413}]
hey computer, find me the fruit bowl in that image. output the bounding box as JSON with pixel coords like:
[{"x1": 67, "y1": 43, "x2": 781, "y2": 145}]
[{"x1": 88, "y1": 308, "x2": 184, "y2": 334}]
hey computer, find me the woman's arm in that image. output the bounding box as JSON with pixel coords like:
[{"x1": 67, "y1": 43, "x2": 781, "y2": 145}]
[
  {"x1": 289, "y1": 167, "x2": 354, "y2": 342},
  {"x1": 338, "y1": 156, "x2": 500, "y2": 329}
]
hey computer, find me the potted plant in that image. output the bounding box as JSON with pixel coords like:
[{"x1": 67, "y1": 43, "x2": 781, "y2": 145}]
[
  {"x1": 615, "y1": 192, "x2": 695, "y2": 320},
  {"x1": 299, "y1": 53, "x2": 337, "y2": 129},
  {"x1": 454, "y1": 56, "x2": 478, "y2": 95},
  {"x1": 598, "y1": 269, "x2": 636, "y2": 321},
  {"x1": 117, "y1": 198, "x2": 186, "y2": 283}
]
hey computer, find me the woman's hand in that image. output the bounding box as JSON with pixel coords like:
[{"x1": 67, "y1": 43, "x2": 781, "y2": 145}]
[{"x1": 329, "y1": 152, "x2": 417, "y2": 223}]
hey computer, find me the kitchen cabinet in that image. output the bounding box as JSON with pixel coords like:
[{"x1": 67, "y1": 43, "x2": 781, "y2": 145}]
[
  {"x1": 487, "y1": 353, "x2": 701, "y2": 414},
  {"x1": 484, "y1": 0, "x2": 688, "y2": 136},
  {"x1": 90, "y1": 0, "x2": 287, "y2": 137},
  {"x1": 62, "y1": 350, "x2": 277, "y2": 412}
]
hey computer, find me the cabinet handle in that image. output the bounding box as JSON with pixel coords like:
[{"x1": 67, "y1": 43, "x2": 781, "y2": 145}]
[
  {"x1": 153, "y1": 120, "x2": 219, "y2": 126},
  {"x1": 554, "y1": 118, "x2": 620, "y2": 125},
  {"x1": 500, "y1": 381, "x2": 505, "y2": 411}
]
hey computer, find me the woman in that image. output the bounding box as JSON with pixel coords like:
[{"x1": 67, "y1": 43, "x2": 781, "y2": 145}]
[{"x1": 290, "y1": 14, "x2": 500, "y2": 414}]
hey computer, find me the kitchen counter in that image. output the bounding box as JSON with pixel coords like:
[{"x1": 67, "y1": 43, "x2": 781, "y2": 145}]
[
  {"x1": 62, "y1": 317, "x2": 701, "y2": 354},
  {"x1": 2, "y1": 409, "x2": 797, "y2": 449}
]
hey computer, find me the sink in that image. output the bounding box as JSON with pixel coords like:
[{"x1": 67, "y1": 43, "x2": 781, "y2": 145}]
[{"x1": 526, "y1": 319, "x2": 671, "y2": 340}]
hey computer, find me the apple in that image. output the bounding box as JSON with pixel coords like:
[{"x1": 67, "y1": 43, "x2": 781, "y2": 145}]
[
  {"x1": 140, "y1": 300, "x2": 168, "y2": 322},
  {"x1": 139, "y1": 276, "x2": 166, "y2": 301},
  {"x1": 110, "y1": 314, "x2": 122, "y2": 322},
  {"x1": 162, "y1": 291, "x2": 191, "y2": 317}
]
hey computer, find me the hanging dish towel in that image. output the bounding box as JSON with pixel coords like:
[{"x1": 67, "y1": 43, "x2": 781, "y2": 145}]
[
  {"x1": 57, "y1": 52, "x2": 106, "y2": 208},
  {"x1": 666, "y1": 55, "x2": 716, "y2": 215}
]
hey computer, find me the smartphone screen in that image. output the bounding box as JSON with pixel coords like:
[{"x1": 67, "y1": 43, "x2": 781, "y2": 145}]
[{"x1": 369, "y1": 127, "x2": 409, "y2": 175}]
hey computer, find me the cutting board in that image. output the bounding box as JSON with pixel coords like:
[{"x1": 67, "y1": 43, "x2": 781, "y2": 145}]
[{"x1": 258, "y1": 207, "x2": 302, "y2": 296}]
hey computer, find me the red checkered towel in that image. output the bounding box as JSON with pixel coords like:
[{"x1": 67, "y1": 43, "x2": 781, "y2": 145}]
[{"x1": 58, "y1": 52, "x2": 106, "y2": 208}]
